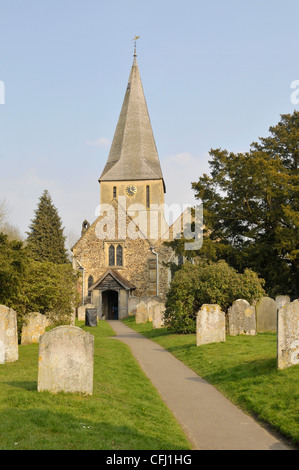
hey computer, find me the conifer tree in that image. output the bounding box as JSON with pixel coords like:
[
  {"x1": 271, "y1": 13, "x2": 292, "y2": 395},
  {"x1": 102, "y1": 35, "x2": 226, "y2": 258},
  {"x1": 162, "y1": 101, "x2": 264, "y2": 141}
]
[{"x1": 26, "y1": 190, "x2": 68, "y2": 264}]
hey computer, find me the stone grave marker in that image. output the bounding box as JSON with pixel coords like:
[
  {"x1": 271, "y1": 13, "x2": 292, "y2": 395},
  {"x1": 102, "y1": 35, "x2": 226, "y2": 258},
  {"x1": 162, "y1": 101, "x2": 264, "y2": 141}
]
[
  {"x1": 136, "y1": 301, "x2": 148, "y2": 324},
  {"x1": 77, "y1": 303, "x2": 94, "y2": 321},
  {"x1": 0, "y1": 305, "x2": 18, "y2": 362},
  {"x1": 38, "y1": 325, "x2": 94, "y2": 395},
  {"x1": 21, "y1": 312, "x2": 47, "y2": 345},
  {"x1": 152, "y1": 303, "x2": 165, "y2": 329},
  {"x1": 228, "y1": 299, "x2": 256, "y2": 336},
  {"x1": 275, "y1": 296, "x2": 290, "y2": 309},
  {"x1": 255, "y1": 297, "x2": 278, "y2": 333},
  {"x1": 277, "y1": 299, "x2": 299, "y2": 370},
  {"x1": 85, "y1": 308, "x2": 98, "y2": 327},
  {"x1": 197, "y1": 304, "x2": 225, "y2": 346},
  {"x1": 128, "y1": 296, "x2": 139, "y2": 316}
]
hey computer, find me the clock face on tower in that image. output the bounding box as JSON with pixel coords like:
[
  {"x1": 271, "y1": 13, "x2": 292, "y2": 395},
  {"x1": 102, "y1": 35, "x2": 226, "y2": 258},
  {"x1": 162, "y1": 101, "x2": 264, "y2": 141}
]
[{"x1": 126, "y1": 185, "x2": 137, "y2": 196}]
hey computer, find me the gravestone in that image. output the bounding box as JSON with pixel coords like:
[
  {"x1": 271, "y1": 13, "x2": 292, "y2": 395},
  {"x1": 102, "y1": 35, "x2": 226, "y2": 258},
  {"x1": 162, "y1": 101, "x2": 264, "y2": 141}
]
[
  {"x1": 255, "y1": 297, "x2": 278, "y2": 333},
  {"x1": 0, "y1": 305, "x2": 18, "y2": 362},
  {"x1": 275, "y1": 296, "x2": 290, "y2": 309},
  {"x1": 228, "y1": 299, "x2": 256, "y2": 336},
  {"x1": 21, "y1": 312, "x2": 47, "y2": 345},
  {"x1": 152, "y1": 303, "x2": 165, "y2": 329},
  {"x1": 136, "y1": 301, "x2": 148, "y2": 324},
  {"x1": 128, "y1": 296, "x2": 139, "y2": 316},
  {"x1": 38, "y1": 325, "x2": 94, "y2": 395},
  {"x1": 146, "y1": 298, "x2": 162, "y2": 322},
  {"x1": 85, "y1": 308, "x2": 98, "y2": 327},
  {"x1": 197, "y1": 304, "x2": 225, "y2": 346},
  {"x1": 277, "y1": 299, "x2": 299, "y2": 370},
  {"x1": 77, "y1": 303, "x2": 94, "y2": 321}
]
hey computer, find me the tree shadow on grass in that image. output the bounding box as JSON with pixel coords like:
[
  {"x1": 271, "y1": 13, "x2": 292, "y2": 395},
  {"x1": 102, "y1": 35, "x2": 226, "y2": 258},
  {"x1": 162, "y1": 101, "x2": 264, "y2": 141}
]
[
  {"x1": 0, "y1": 408, "x2": 190, "y2": 450},
  {"x1": 4, "y1": 381, "x2": 37, "y2": 391}
]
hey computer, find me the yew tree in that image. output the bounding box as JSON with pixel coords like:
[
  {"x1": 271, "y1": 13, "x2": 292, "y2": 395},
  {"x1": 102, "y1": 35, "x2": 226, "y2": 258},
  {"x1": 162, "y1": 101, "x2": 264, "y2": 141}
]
[
  {"x1": 192, "y1": 111, "x2": 299, "y2": 297},
  {"x1": 26, "y1": 190, "x2": 68, "y2": 264}
]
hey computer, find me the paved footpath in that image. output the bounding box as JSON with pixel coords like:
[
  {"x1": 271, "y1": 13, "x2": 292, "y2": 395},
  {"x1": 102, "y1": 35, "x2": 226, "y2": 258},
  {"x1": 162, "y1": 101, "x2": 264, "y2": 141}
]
[{"x1": 107, "y1": 320, "x2": 293, "y2": 451}]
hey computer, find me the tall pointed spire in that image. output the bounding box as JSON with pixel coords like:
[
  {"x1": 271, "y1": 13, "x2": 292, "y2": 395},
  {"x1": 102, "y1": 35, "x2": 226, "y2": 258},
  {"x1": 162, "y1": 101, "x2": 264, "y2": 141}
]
[{"x1": 99, "y1": 51, "x2": 165, "y2": 188}]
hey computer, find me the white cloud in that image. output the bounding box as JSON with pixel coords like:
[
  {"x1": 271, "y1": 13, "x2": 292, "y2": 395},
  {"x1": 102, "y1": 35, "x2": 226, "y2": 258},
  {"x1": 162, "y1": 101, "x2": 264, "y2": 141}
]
[{"x1": 86, "y1": 137, "x2": 110, "y2": 147}]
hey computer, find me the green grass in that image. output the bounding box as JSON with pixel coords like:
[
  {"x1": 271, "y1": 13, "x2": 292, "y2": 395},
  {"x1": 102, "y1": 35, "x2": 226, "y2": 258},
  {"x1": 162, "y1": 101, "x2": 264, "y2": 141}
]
[
  {"x1": 0, "y1": 321, "x2": 191, "y2": 450},
  {"x1": 123, "y1": 316, "x2": 299, "y2": 446}
]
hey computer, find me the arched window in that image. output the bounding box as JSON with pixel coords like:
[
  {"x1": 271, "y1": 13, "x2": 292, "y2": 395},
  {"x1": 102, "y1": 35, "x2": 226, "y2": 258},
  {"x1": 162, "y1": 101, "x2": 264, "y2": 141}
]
[
  {"x1": 109, "y1": 245, "x2": 115, "y2": 266},
  {"x1": 116, "y1": 244, "x2": 123, "y2": 266},
  {"x1": 146, "y1": 185, "x2": 150, "y2": 208},
  {"x1": 88, "y1": 275, "x2": 94, "y2": 297},
  {"x1": 113, "y1": 186, "x2": 117, "y2": 198}
]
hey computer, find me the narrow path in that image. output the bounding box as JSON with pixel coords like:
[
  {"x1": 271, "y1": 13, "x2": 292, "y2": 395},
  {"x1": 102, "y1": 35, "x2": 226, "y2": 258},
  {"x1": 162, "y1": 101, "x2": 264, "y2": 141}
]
[{"x1": 107, "y1": 320, "x2": 292, "y2": 450}]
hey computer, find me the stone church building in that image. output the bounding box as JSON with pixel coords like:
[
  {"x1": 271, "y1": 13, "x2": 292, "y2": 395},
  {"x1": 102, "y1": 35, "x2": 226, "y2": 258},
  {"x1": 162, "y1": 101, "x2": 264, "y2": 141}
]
[{"x1": 72, "y1": 52, "x2": 186, "y2": 320}]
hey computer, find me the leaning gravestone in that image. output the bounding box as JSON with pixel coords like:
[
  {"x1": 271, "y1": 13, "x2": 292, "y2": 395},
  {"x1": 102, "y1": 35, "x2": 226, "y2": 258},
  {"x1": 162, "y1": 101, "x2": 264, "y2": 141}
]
[
  {"x1": 197, "y1": 304, "x2": 226, "y2": 346},
  {"x1": 228, "y1": 299, "x2": 256, "y2": 336},
  {"x1": 255, "y1": 297, "x2": 278, "y2": 333},
  {"x1": 136, "y1": 301, "x2": 148, "y2": 325},
  {"x1": 21, "y1": 312, "x2": 47, "y2": 345},
  {"x1": 0, "y1": 305, "x2": 18, "y2": 362},
  {"x1": 85, "y1": 308, "x2": 98, "y2": 327},
  {"x1": 277, "y1": 299, "x2": 299, "y2": 370},
  {"x1": 38, "y1": 326, "x2": 94, "y2": 395}
]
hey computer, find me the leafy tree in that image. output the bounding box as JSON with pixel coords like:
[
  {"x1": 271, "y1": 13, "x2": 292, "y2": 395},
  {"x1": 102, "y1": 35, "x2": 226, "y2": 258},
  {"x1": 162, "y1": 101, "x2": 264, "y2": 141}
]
[
  {"x1": 13, "y1": 260, "x2": 79, "y2": 325},
  {"x1": 27, "y1": 190, "x2": 68, "y2": 264},
  {"x1": 191, "y1": 111, "x2": 299, "y2": 297},
  {"x1": 0, "y1": 233, "x2": 26, "y2": 306},
  {"x1": 164, "y1": 260, "x2": 265, "y2": 333}
]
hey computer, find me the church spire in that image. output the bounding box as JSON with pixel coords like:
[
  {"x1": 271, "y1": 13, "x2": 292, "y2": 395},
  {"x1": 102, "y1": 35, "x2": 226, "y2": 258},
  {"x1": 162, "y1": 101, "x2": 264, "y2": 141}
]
[{"x1": 99, "y1": 49, "x2": 165, "y2": 190}]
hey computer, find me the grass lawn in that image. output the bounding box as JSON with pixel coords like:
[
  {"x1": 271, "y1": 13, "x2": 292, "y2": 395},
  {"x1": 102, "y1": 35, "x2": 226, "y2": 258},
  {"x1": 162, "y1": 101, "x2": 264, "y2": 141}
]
[
  {"x1": 0, "y1": 320, "x2": 191, "y2": 450},
  {"x1": 123, "y1": 316, "x2": 299, "y2": 446}
]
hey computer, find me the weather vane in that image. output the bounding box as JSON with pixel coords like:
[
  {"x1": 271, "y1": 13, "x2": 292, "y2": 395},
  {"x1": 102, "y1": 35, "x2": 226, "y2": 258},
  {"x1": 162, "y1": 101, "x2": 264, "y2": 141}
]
[{"x1": 132, "y1": 35, "x2": 140, "y2": 56}]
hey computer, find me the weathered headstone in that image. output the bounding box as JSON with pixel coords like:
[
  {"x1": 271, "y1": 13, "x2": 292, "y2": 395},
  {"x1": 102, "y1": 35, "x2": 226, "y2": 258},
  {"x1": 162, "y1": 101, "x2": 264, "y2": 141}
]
[
  {"x1": 135, "y1": 301, "x2": 148, "y2": 324},
  {"x1": 152, "y1": 303, "x2": 166, "y2": 329},
  {"x1": 275, "y1": 295, "x2": 290, "y2": 309},
  {"x1": 255, "y1": 297, "x2": 278, "y2": 333},
  {"x1": 146, "y1": 298, "x2": 162, "y2": 322},
  {"x1": 0, "y1": 305, "x2": 18, "y2": 362},
  {"x1": 77, "y1": 303, "x2": 94, "y2": 321},
  {"x1": 228, "y1": 299, "x2": 256, "y2": 336},
  {"x1": 38, "y1": 325, "x2": 94, "y2": 395},
  {"x1": 128, "y1": 296, "x2": 139, "y2": 316},
  {"x1": 197, "y1": 304, "x2": 226, "y2": 346},
  {"x1": 277, "y1": 299, "x2": 299, "y2": 370},
  {"x1": 21, "y1": 312, "x2": 47, "y2": 345},
  {"x1": 85, "y1": 308, "x2": 98, "y2": 327}
]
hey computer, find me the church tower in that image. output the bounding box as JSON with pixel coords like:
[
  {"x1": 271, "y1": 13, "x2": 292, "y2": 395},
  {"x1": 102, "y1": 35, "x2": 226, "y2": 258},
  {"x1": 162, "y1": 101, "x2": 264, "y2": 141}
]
[
  {"x1": 99, "y1": 50, "x2": 166, "y2": 238},
  {"x1": 72, "y1": 48, "x2": 175, "y2": 320}
]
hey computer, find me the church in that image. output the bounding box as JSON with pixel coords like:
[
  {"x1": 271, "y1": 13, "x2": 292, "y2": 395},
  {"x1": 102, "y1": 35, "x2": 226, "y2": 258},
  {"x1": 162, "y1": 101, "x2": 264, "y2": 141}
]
[{"x1": 72, "y1": 50, "x2": 186, "y2": 320}]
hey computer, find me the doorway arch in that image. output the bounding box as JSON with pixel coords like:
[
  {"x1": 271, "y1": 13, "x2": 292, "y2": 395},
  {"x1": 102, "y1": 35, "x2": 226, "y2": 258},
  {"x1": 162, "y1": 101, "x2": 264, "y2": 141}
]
[{"x1": 102, "y1": 290, "x2": 119, "y2": 320}]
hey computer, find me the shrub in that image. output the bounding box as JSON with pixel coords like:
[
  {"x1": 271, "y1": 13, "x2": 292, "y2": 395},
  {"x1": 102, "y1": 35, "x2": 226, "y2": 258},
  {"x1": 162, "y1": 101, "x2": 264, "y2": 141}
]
[{"x1": 164, "y1": 260, "x2": 265, "y2": 333}]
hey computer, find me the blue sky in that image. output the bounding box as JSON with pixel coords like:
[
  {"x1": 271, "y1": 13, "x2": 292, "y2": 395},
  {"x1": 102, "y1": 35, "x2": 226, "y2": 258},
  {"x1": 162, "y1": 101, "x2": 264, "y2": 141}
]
[{"x1": 0, "y1": 0, "x2": 298, "y2": 246}]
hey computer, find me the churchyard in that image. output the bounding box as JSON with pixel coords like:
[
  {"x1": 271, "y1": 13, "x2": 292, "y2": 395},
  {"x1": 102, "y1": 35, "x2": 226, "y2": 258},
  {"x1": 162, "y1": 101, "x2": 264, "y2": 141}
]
[
  {"x1": 124, "y1": 295, "x2": 299, "y2": 446},
  {"x1": 0, "y1": 319, "x2": 191, "y2": 450},
  {"x1": 0, "y1": 294, "x2": 298, "y2": 449}
]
